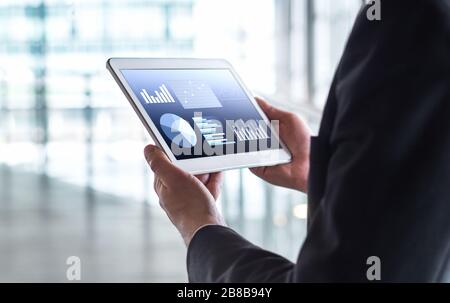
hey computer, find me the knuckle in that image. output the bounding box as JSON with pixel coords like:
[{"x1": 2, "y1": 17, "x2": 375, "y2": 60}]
[
  {"x1": 286, "y1": 112, "x2": 297, "y2": 121},
  {"x1": 149, "y1": 159, "x2": 162, "y2": 173}
]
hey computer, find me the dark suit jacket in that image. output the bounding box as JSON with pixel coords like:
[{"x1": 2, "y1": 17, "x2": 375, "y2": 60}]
[{"x1": 187, "y1": 1, "x2": 450, "y2": 282}]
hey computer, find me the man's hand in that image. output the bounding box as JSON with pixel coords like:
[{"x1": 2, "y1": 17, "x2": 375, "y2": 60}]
[
  {"x1": 144, "y1": 145, "x2": 225, "y2": 246},
  {"x1": 250, "y1": 97, "x2": 310, "y2": 192}
]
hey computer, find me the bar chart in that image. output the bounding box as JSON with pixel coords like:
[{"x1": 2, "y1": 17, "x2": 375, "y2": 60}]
[
  {"x1": 232, "y1": 119, "x2": 269, "y2": 141},
  {"x1": 192, "y1": 116, "x2": 235, "y2": 147},
  {"x1": 140, "y1": 84, "x2": 176, "y2": 104}
]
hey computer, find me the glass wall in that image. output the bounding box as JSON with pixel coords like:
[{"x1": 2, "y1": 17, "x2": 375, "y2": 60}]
[{"x1": 0, "y1": 0, "x2": 361, "y2": 261}]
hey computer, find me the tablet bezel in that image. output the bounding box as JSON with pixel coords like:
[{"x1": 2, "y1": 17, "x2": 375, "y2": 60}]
[{"x1": 107, "y1": 58, "x2": 292, "y2": 174}]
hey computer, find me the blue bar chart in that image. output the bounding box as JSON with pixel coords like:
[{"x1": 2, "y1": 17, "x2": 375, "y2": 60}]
[
  {"x1": 140, "y1": 84, "x2": 176, "y2": 104},
  {"x1": 232, "y1": 119, "x2": 269, "y2": 141},
  {"x1": 192, "y1": 116, "x2": 235, "y2": 146}
]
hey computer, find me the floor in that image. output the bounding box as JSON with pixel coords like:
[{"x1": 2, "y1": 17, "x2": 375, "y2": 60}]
[
  {"x1": 0, "y1": 165, "x2": 188, "y2": 282},
  {"x1": 0, "y1": 162, "x2": 307, "y2": 282}
]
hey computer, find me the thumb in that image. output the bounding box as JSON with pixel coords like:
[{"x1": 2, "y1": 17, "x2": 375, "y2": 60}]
[
  {"x1": 204, "y1": 172, "x2": 223, "y2": 200},
  {"x1": 255, "y1": 96, "x2": 287, "y2": 120},
  {"x1": 144, "y1": 144, "x2": 187, "y2": 183},
  {"x1": 249, "y1": 166, "x2": 269, "y2": 180}
]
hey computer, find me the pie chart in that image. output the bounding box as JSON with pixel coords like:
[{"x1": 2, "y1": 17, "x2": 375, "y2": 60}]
[{"x1": 160, "y1": 113, "x2": 197, "y2": 148}]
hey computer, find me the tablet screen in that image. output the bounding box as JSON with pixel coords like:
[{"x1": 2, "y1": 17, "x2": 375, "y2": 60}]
[{"x1": 121, "y1": 68, "x2": 280, "y2": 160}]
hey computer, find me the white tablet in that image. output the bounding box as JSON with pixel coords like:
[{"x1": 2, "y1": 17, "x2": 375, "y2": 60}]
[{"x1": 107, "y1": 58, "x2": 291, "y2": 174}]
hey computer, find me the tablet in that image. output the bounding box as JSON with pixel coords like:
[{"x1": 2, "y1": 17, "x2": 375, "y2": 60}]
[{"x1": 107, "y1": 58, "x2": 291, "y2": 174}]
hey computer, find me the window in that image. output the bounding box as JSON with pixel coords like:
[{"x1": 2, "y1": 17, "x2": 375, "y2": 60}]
[{"x1": 0, "y1": 0, "x2": 361, "y2": 262}]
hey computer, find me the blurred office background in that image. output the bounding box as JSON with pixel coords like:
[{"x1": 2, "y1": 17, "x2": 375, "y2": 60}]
[{"x1": 0, "y1": 0, "x2": 362, "y2": 282}]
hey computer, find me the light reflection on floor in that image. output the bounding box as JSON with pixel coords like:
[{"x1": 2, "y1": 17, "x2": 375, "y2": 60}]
[{"x1": 0, "y1": 162, "x2": 306, "y2": 282}]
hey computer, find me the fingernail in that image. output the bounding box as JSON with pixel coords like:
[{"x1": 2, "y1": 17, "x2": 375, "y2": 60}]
[
  {"x1": 146, "y1": 145, "x2": 157, "y2": 152},
  {"x1": 144, "y1": 145, "x2": 156, "y2": 161}
]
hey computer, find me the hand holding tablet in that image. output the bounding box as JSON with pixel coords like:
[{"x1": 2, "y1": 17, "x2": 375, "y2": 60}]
[
  {"x1": 107, "y1": 58, "x2": 291, "y2": 174},
  {"x1": 139, "y1": 94, "x2": 311, "y2": 245},
  {"x1": 250, "y1": 97, "x2": 310, "y2": 192}
]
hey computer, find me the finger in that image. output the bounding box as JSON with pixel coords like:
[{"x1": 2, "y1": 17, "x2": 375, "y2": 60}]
[
  {"x1": 205, "y1": 172, "x2": 224, "y2": 200},
  {"x1": 249, "y1": 166, "x2": 264, "y2": 176},
  {"x1": 153, "y1": 176, "x2": 164, "y2": 195},
  {"x1": 255, "y1": 96, "x2": 289, "y2": 120},
  {"x1": 144, "y1": 144, "x2": 187, "y2": 184},
  {"x1": 195, "y1": 173, "x2": 210, "y2": 184},
  {"x1": 249, "y1": 166, "x2": 270, "y2": 179}
]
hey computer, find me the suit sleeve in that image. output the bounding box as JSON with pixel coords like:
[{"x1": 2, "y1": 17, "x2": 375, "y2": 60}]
[
  {"x1": 187, "y1": 225, "x2": 295, "y2": 282},
  {"x1": 187, "y1": 0, "x2": 450, "y2": 283},
  {"x1": 295, "y1": 0, "x2": 450, "y2": 282}
]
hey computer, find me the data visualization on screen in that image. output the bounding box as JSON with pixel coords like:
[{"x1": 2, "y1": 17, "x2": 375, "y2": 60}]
[
  {"x1": 139, "y1": 84, "x2": 175, "y2": 104},
  {"x1": 160, "y1": 113, "x2": 197, "y2": 148},
  {"x1": 120, "y1": 68, "x2": 280, "y2": 160},
  {"x1": 192, "y1": 114, "x2": 235, "y2": 147},
  {"x1": 232, "y1": 119, "x2": 269, "y2": 141},
  {"x1": 168, "y1": 80, "x2": 222, "y2": 109}
]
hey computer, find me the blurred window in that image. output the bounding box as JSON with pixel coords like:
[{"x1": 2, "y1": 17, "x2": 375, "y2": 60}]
[{"x1": 0, "y1": 0, "x2": 361, "y2": 260}]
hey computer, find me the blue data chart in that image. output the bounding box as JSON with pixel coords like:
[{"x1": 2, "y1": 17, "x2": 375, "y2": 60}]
[
  {"x1": 168, "y1": 80, "x2": 222, "y2": 109},
  {"x1": 139, "y1": 84, "x2": 175, "y2": 104},
  {"x1": 192, "y1": 114, "x2": 235, "y2": 147},
  {"x1": 160, "y1": 113, "x2": 197, "y2": 148},
  {"x1": 232, "y1": 119, "x2": 269, "y2": 141},
  {"x1": 120, "y1": 68, "x2": 279, "y2": 159}
]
